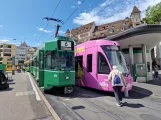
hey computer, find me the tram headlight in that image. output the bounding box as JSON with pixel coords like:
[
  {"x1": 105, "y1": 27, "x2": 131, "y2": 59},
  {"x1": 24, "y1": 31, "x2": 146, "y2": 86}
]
[{"x1": 66, "y1": 76, "x2": 69, "y2": 80}]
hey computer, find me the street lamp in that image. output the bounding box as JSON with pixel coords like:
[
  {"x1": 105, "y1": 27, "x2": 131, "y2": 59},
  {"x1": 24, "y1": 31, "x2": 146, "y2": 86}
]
[
  {"x1": 12, "y1": 56, "x2": 15, "y2": 75},
  {"x1": 12, "y1": 38, "x2": 16, "y2": 75}
]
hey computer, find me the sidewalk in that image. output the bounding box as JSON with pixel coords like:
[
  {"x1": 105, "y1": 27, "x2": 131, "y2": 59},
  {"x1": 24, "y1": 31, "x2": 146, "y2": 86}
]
[
  {"x1": 0, "y1": 72, "x2": 53, "y2": 120},
  {"x1": 132, "y1": 79, "x2": 161, "y2": 98}
]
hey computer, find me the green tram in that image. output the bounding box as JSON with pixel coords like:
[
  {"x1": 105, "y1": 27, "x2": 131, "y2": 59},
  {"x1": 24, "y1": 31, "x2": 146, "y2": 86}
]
[
  {"x1": 31, "y1": 36, "x2": 75, "y2": 94},
  {"x1": 30, "y1": 60, "x2": 34, "y2": 75},
  {"x1": 24, "y1": 60, "x2": 30, "y2": 72}
]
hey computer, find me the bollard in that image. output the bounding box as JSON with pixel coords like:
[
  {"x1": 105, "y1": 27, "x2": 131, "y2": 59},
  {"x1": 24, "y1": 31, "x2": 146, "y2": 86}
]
[{"x1": 124, "y1": 87, "x2": 129, "y2": 97}]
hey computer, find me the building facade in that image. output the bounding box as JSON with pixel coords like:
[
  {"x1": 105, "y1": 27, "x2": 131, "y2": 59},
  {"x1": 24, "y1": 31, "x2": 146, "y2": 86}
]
[
  {"x1": 66, "y1": 6, "x2": 143, "y2": 44},
  {"x1": 26, "y1": 47, "x2": 37, "y2": 61},
  {"x1": 15, "y1": 42, "x2": 29, "y2": 65},
  {"x1": 0, "y1": 43, "x2": 16, "y2": 64}
]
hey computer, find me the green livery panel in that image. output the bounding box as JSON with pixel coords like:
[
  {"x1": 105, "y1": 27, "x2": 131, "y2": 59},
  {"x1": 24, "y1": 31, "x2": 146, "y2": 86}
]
[{"x1": 44, "y1": 70, "x2": 75, "y2": 90}]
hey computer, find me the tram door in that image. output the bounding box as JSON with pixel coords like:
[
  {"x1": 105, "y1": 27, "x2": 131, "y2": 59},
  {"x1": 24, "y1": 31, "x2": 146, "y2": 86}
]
[
  {"x1": 39, "y1": 50, "x2": 44, "y2": 87},
  {"x1": 75, "y1": 56, "x2": 84, "y2": 86}
]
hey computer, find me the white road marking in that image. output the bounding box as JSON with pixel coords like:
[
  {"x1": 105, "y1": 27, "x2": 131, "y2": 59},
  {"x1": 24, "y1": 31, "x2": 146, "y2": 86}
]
[
  {"x1": 63, "y1": 98, "x2": 78, "y2": 101},
  {"x1": 16, "y1": 91, "x2": 35, "y2": 96},
  {"x1": 28, "y1": 73, "x2": 41, "y2": 101}
]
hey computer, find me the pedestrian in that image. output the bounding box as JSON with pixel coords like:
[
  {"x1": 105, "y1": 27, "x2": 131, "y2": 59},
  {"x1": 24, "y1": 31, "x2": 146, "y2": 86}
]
[
  {"x1": 108, "y1": 65, "x2": 127, "y2": 107},
  {"x1": 154, "y1": 65, "x2": 159, "y2": 80}
]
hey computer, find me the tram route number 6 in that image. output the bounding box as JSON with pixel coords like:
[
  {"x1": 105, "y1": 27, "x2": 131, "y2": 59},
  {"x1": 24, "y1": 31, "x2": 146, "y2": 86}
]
[{"x1": 60, "y1": 41, "x2": 72, "y2": 50}]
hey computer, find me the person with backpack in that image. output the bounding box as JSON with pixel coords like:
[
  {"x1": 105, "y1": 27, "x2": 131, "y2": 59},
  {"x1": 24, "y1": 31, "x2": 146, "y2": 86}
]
[{"x1": 108, "y1": 65, "x2": 127, "y2": 107}]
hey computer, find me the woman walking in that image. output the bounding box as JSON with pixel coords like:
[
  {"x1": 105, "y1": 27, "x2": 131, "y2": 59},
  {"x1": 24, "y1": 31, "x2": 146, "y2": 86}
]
[{"x1": 108, "y1": 65, "x2": 127, "y2": 107}]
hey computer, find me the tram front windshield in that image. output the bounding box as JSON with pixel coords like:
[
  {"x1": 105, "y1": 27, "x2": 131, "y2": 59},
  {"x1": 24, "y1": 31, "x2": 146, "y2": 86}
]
[
  {"x1": 102, "y1": 45, "x2": 129, "y2": 74},
  {"x1": 51, "y1": 51, "x2": 74, "y2": 71}
]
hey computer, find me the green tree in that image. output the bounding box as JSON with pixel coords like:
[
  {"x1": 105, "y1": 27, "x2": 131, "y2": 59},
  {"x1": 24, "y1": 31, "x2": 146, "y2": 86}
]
[{"x1": 143, "y1": 2, "x2": 161, "y2": 24}]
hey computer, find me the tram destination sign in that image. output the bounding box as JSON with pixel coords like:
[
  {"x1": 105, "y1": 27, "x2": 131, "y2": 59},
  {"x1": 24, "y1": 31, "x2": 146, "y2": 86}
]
[{"x1": 60, "y1": 41, "x2": 72, "y2": 50}]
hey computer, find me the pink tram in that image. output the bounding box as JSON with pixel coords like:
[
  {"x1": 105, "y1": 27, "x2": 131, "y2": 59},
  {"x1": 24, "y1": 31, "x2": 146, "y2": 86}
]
[{"x1": 75, "y1": 39, "x2": 132, "y2": 92}]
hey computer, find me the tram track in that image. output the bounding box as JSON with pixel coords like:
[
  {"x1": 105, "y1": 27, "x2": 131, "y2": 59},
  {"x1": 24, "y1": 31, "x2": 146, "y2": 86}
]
[
  {"x1": 45, "y1": 86, "x2": 161, "y2": 120},
  {"x1": 57, "y1": 87, "x2": 161, "y2": 120},
  {"x1": 58, "y1": 92, "x2": 128, "y2": 120}
]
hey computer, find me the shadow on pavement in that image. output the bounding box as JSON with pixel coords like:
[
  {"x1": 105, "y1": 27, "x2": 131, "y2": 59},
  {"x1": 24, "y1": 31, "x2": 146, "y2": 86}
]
[
  {"x1": 129, "y1": 86, "x2": 153, "y2": 99},
  {"x1": 146, "y1": 80, "x2": 161, "y2": 86},
  {"x1": 122, "y1": 102, "x2": 144, "y2": 108},
  {"x1": 72, "y1": 105, "x2": 85, "y2": 110},
  {"x1": 0, "y1": 88, "x2": 13, "y2": 92},
  {"x1": 7, "y1": 79, "x2": 14, "y2": 82},
  {"x1": 8, "y1": 82, "x2": 15, "y2": 84}
]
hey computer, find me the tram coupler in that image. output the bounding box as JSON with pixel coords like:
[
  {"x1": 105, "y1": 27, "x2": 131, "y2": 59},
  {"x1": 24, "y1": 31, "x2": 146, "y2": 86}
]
[{"x1": 64, "y1": 86, "x2": 73, "y2": 94}]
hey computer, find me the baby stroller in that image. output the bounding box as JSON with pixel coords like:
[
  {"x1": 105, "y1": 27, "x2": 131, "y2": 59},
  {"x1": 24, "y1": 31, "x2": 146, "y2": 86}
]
[
  {"x1": 17, "y1": 68, "x2": 21, "y2": 73},
  {"x1": 0, "y1": 70, "x2": 9, "y2": 90}
]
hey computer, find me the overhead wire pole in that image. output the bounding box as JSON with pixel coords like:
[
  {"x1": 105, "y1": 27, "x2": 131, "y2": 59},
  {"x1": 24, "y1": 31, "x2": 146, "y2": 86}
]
[
  {"x1": 36, "y1": 0, "x2": 62, "y2": 43},
  {"x1": 48, "y1": 0, "x2": 85, "y2": 40},
  {"x1": 43, "y1": 17, "x2": 63, "y2": 38}
]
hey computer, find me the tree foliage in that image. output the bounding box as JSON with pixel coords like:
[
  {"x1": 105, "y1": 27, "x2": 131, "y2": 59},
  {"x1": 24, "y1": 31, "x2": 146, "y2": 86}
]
[{"x1": 143, "y1": 2, "x2": 161, "y2": 24}]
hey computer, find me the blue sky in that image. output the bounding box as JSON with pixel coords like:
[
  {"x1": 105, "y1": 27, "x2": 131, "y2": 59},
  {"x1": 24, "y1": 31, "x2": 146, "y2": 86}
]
[{"x1": 0, "y1": 0, "x2": 161, "y2": 47}]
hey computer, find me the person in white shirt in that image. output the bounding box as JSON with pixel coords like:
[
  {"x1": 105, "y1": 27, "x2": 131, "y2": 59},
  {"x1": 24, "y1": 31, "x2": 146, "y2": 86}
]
[{"x1": 108, "y1": 65, "x2": 127, "y2": 107}]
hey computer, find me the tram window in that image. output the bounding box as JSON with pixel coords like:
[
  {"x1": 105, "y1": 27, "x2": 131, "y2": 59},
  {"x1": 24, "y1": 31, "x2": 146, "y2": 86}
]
[
  {"x1": 75, "y1": 56, "x2": 83, "y2": 72},
  {"x1": 98, "y1": 52, "x2": 110, "y2": 74},
  {"x1": 45, "y1": 54, "x2": 51, "y2": 69},
  {"x1": 51, "y1": 51, "x2": 58, "y2": 70},
  {"x1": 40, "y1": 52, "x2": 44, "y2": 69},
  {"x1": 87, "y1": 54, "x2": 92, "y2": 72}
]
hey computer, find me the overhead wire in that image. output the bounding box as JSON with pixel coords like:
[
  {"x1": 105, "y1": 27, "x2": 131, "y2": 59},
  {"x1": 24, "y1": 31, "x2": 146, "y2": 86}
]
[
  {"x1": 36, "y1": 0, "x2": 62, "y2": 43},
  {"x1": 48, "y1": 0, "x2": 85, "y2": 40}
]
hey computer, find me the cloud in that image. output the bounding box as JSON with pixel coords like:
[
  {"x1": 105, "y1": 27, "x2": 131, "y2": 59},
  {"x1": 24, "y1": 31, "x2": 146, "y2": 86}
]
[
  {"x1": 0, "y1": 40, "x2": 10, "y2": 43},
  {"x1": 73, "y1": 0, "x2": 161, "y2": 25},
  {"x1": 37, "y1": 27, "x2": 52, "y2": 33},
  {"x1": 3, "y1": 37, "x2": 13, "y2": 40},
  {"x1": 100, "y1": 0, "x2": 111, "y2": 7},
  {"x1": 34, "y1": 34, "x2": 37, "y2": 36},
  {"x1": 71, "y1": 6, "x2": 76, "y2": 8},
  {"x1": 78, "y1": 1, "x2": 81, "y2": 5},
  {"x1": 59, "y1": 30, "x2": 65, "y2": 34},
  {"x1": 0, "y1": 25, "x2": 3, "y2": 28},
  {"x1": 0, "y1": 39, "x2": 20, "y2": 45}
]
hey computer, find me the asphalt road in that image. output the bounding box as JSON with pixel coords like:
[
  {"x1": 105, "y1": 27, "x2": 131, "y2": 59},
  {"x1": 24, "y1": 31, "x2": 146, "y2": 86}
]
[
  {"x1": 45, "y1": 85, "x2": 161, "y2": 120},
  {"x1": 0, "y1": 72, "x2": 53, "y2": 120}
]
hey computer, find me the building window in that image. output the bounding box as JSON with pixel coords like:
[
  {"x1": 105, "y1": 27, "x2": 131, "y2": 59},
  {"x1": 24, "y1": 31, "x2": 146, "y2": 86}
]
[
  {"x1": 121, "y1": 26, "x2": 125, "y2": 31},
  {"x1": 7, "y1": 62, "x2": 12, "y2": 64},
  {"x1": 4, "y1": 53, "x2": 11, "y2": 56},
  {"x1": 4, "y1": 49, "x2": 11, "y2": 52},
  {"x1": 0, "y1": 57, "x2": 3, "y2": 61},
  {"x1": 87, "y1": 54, "x2": 92, "y2": 72},
  {"x1": 98, "y1": 52, "x2": 110, "y2": 74},
  {"x1": 109, "y1": 28, "x2": 114, "y2": 33},
  {"x1": 4, "y1": 45, "x2": 11, "y2": 48}
]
